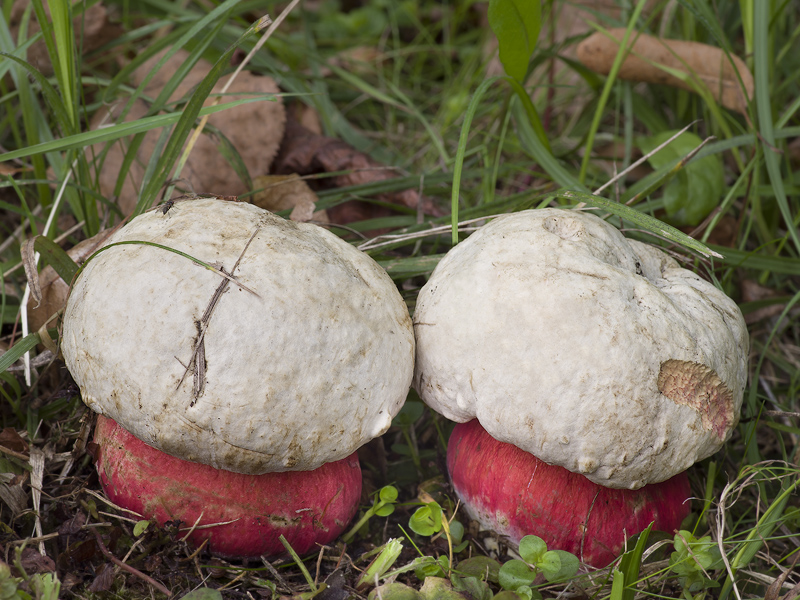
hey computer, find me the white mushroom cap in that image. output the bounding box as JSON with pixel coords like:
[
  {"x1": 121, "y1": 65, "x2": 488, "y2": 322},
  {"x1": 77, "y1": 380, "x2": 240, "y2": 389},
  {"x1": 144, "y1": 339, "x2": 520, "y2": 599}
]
[
  {"x1": 413, "y1": 209, "x2": 748, "y2": 489},
  {"x1": 62, "y1": 199, "x2": 414, "y2": 474}
]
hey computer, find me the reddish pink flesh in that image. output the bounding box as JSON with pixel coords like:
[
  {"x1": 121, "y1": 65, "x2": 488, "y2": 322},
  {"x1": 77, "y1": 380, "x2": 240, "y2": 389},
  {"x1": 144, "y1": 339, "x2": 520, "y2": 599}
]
[
  {"x1": 447, "y1": 420, "x2": 691, "y2": 567},
  {"x1": 94, "y1": 415, "x2": 362, "y2": 558}
]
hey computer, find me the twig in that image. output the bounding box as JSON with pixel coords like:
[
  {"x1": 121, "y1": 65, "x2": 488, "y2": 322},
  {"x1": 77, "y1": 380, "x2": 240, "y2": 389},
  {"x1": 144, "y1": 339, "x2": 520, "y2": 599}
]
[
  {"x1": 0, "y1": 444, "x2": 29, "y2": 461},
  {"x1": 592, "y1": 120, "x2": 701, "y2": 199},
  {"x1": 176, "y1": 229, "x2": 260, "y2": 401},
  {"x1": 91, "y1": 527, "x2": 172, "y2": 597}
]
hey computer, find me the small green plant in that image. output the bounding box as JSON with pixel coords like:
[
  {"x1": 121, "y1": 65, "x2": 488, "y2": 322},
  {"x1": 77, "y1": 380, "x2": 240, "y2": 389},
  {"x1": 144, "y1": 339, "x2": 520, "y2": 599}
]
[
  {"x1": 497, "y1": 536, "x2": 579, "y2": 600},
  {"x1": 668, "y1": 530, "x2": 723, "y2": 599},
  {"x1": 341, "y1": 485, "x2": 398, "y2": 544},
  {"x1": 0, "y1": 548, "x2": 62, "y2": 600},
  {"x1": 356, "y1": 538, "x2": 405, "y2": 589},
  {"x1": 408, "y1": 500, "x2": 468, "y2": 553}
]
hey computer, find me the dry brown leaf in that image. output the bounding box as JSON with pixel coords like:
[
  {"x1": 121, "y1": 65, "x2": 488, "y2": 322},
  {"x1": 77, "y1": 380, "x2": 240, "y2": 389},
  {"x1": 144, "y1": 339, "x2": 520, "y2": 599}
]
[
  {"x1": 19, "y1": 547, "x2": 56, "y2": 574},
  {"x1": 577, "y1": 28, "x2": 754, "y2": 114},
  {"x1": 251, "y1": 174, "x2": 328, "y2": 223},
  {"x1": 9, "y1": 1, "x2": 122, "y2": 73},
  {"x1": 92, "y1": 48, "x2": 286, "y2": 215},
  {"x1": 286, "y1": 102, "x2": 323, "y2": 135},
  {"x1": 320, "y1": 46, "x2": 383, "y2": 77},
  {"x1": 741, "y1": 280, "x2": 786, "y2": 325},
  {"x1": 0, "y1": 471, "x2": 28, "y2": 517},
  {"x1": 0, "y1": 428, "x2": 29, "y2": 456},
  {"x1": 26, "y1": 231, "x2": 110, "y2": 334},
  {"x1": 273, "y1": 120, "x2": 443, "y2": 227},
  {"x1": 0, "y1": 163, "x2": 24, "y2": 176}
]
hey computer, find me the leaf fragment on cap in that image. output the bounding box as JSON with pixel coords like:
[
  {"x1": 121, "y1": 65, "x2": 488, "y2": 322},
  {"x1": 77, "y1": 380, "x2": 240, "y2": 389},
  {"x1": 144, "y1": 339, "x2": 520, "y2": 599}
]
[{"x1": 657, "y1": 359, "x2": 735, "y2": 440}]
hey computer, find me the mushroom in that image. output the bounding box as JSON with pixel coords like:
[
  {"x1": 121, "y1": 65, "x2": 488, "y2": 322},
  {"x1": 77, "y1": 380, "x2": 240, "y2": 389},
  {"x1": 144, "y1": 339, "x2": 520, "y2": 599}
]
[
  {"x1": 62, "y1": 198, "x2": 415, "y2": 557},
  {"x1": 412, "y1": 208, "x2": 748, "y2": 566}
]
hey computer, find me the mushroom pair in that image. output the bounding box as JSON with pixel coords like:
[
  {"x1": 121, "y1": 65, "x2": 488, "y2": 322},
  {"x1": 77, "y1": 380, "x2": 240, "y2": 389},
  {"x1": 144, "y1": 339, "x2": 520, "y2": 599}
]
[
  {"x1": 62, "y1": 203, "x2": 747, "y2": 565},
  {"x1": 62, "y1": 199, "x2": 415, "y2": 557},
  {"x1": 412, "y1": 209, "x2": 748, "y2": 567}
]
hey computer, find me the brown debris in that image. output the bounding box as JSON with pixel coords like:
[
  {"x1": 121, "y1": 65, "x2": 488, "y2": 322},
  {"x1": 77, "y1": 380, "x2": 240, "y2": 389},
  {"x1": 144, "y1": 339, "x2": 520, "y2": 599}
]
[
  {"x1": 273, "y1": 120, "x2": 442, "y2": 226},
  {"x1": 91, "y1": 48, "x2": 286, "y2": 215},
  {"x1": 741, "y1": 280, "x2": 787, "y2": 325},
  {"x1": 577, "y1": 28, "x2": 754, "y2": 115},
  {"x1": 251, "y1": 174, "x2": 329, "y2": 223},
  {"x1": 26, "y1": 230, "x2": 112, "y2": 334},
  {"x1": 9, "y1": 1, "x2": 122, "y2": 73}
]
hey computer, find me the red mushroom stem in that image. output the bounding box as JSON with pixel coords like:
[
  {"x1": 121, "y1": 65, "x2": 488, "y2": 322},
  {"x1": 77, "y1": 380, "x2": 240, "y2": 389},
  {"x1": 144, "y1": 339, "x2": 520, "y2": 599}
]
[
  {"x1": 447, "y1": 420, "x2": 691, "y2": 567},
  {"x1": 93, "y1": 415, "x2": 362, "y2": 558}
]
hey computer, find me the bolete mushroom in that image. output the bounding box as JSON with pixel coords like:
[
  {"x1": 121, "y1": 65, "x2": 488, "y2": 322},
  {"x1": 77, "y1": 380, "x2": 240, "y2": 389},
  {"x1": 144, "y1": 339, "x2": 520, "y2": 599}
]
[
  {"x1": 62, "y1": 198, "x2": 415, "y2": 557},
  {"x1": 412, "y1": 209, "x2": 748, "y2": 567}
]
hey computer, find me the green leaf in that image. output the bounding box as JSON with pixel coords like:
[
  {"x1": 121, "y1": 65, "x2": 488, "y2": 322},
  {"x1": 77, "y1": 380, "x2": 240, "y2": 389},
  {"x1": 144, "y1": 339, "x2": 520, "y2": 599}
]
[
  {"x1": 616, "y1": 524, "x2": 652, "y2": 600},
  {"x1": 0, "y1": 333, "x2": 41, "y2": 373},
  {"x1": 409, "y1": 502, "x2": 443, "y2": 536},
  {"x1": 487, "y1": 0, "x2": 541, "y2": 82},
  {"x1": 413, "y1": 556, "x2": 448, "y2": 580},
  {"x1": 33, "y1": 236, "x2": 78, "y2": 283},
  {"x1": 393, "y1": 400, "x2": 425, "y2": 427},
  {"x1": 448, "y1": 520, "x2": 465, "y2": 545},
  {"x1": 357, "y1": 538, "x2": 404, "y2": 588},
  {"x1": 375, "y1": 504, "x2": 396, "y2": 517},
  {"x1": 451, "y1": 575, "x2": 492, "y2": 600},
  {"x1": 518, "y1": 535, "x2": 547, "y2": 564},
  {"x1": 455, "y1": 556, "x2": 501, "y2": 583},
  {"x1": 553, "y1": 190, "x2": 721, "y2": 259},
  {"x1": 535, "y1": 551, "x2": 561, "y2": 581},
  {"x1": 379, "y1": 485, "x2": 399, "y2": 503},
  {"x1": 638, "y1": 131, "x2": 724, "y2": 226},
  {"x1": 133, "y1": 520, "x2": 150, "y2": 537},
  {"x1": 609, "y1": 569, "x2": 625, "y2": 600},
  {"x1": 498, "y1": 559, "x2": 536, "y2": 590},
  {"x1": 540, "y1": 550, "x2": 578, "y2": 582}
]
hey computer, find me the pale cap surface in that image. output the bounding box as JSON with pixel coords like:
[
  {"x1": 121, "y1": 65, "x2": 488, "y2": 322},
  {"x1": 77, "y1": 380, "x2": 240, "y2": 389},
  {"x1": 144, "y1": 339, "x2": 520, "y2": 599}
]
[
  {"x1": 413, "y1": 209, "x2": 748, "y2": 489},
  {"x1": 63, "y1": 199, "x2": 414, "y2": 474}
]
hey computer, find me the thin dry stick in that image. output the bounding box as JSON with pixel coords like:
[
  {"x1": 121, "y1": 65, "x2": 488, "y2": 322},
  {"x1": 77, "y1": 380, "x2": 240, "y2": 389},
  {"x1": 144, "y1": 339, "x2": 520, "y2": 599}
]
[
  {"x1": 591, "y1": 120, "x2": 700, "y2": 198},
  {"x1": 91, "y1": 527, "x2": 172, "y2": 597},
  {"x1": 0, "y1": 444, "x2": 29, "y2": 461},
  {"x1": 357, "y1": 215, "x2": 495, "y2": 251},
  {"x1": 29, "y1": 447, "x2": 45, "y2": 556},
  {"x1": 260, "y1": 557, "x2": 292, "y2": 593},
  {"x1": 176, "y1": 229, "x2": 260, "y2": 399}
]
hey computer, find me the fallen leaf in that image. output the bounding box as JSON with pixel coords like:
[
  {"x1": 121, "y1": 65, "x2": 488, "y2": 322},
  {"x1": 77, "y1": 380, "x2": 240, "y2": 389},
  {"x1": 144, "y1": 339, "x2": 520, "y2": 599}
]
[
  {"x1": 0, "y1": 472, "x2": 28, "y2": 516},
  {"x1": 273, "y1": 120, "x2": 443, "y2": 226},
  {"x1": 92, "y1": 48, "x2": 286, "y2": 215},
  {"x1": 0, "y1": 162, "x2": 24, "y2": 176},
  {"x1": 577, "y1": 28, "x2": 753, "y2": 114},
  {"x1": 19, "y1": 547, "x2": 56, "y2": 574},
  {"x1": 0, "y1": 428, "x2": 29, "y2": 455},
  {"x1": 251, "y1": 174, "x2": 328, "y2": 223},
  {"x1": 88, "y1": 563, "x2": 114, "y2": 592},
  {"x1": 27, "y1": 230, "x2": 111, "y2": 334},
  {"x1": 741, "y1": 280, "x2": 786, "y2": 324},
  {"x1": 9, "y1": 1, "x2": 122, "y2": 74}
]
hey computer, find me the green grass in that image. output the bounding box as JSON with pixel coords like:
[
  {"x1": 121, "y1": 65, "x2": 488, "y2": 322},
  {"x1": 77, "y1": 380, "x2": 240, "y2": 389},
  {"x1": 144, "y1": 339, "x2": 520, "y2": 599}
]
[{"x1": 1, "y1": 0, "x2": 799, "y2": 598}]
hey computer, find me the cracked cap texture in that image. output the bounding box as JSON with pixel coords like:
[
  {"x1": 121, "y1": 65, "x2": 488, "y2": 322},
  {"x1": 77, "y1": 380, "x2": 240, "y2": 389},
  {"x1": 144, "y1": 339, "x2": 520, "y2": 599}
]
[
  {"x1": 62, "y1": 199, "x2": 414, "y2": 474},
  {"x1": 413, "y1": 209, "x2": 748, "y2": 489}
]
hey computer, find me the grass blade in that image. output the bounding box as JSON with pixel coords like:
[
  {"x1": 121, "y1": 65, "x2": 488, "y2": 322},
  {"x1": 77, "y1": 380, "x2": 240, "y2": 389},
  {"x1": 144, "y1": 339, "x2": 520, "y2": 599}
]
[
  {"x1": 554, "y1": 189, "x2": 721, "y2": 258},
  {"x1": 752, "y1": 1, "x2": 800, "y2": 255}
]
